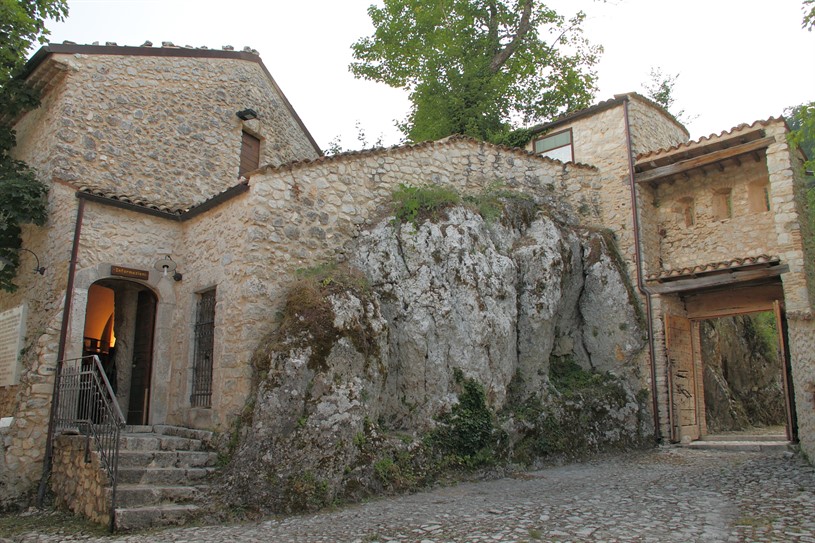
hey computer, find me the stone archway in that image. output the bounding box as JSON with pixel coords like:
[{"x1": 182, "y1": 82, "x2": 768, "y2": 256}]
[{"x1": 71, "y1": 264, "x2": 175, "y2": 425}]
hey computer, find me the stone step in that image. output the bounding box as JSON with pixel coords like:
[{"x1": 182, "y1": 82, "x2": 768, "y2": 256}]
[
  {"x1": 153, "y1": 424, "x2": 214, "y2": 444},
  {"x1": 117, "y1": 466, "x2": 216, "y2": 485},
  {"x1": 699, "y1": 433, "x2": 787, "y2": 442},
  {"x1": 114, "y1": 504, "x2": 200, "y2": 531},
  {"x1": 117, "y1": 449, "x2": 219, "y2": 469},
  {"x1": 119, "y1": 434, "x2": 204, "y2": 452},
  {"x1": 125, "y1": 424, "x2": 214, "y2": 443},
  {"x1": 114, "y1": 484, "x2": 203, "y2": 508},
  {"x1": 686, "y1": 440, "x2": 792, "y2": 453}
]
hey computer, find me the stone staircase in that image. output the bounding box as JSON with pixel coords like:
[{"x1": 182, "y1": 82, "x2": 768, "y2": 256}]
[{"x1": 112, "y1": 425, "x2": 218, "y2": 531}]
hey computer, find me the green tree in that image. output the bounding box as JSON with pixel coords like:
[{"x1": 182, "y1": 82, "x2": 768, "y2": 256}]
[
  {"x1": 786, "y1": 102, "x2": 815, "y2": 170},
  {"x1": 803, "y1": 0, "x2": 814, "y2": 30},
  {"x1": 642, "y1": 67, "x2": 692, "y2": 125},
  {"x1": 0, "y1": 0, "x2": 67, "y2": 291},
  {"x1": 350, "y1": 0, "x2": 602, "y2": 143}
]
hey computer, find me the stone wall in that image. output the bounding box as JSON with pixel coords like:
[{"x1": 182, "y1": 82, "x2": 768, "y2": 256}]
[
  {"x1": 787, "y1": 317, "x2": 815, "y2": 459},
  {"x1": 11, "y1": 47, "x2": 320, "y2": 211},
  {"x1": 0, "y1": 181, "x2": 80, "y2": 509},
  {"x1": 50, "y1": 434, "x2": 110, "y2": 525},
  {"x1": 653, "y1": 156, "x2": 775, "y2": 270}
]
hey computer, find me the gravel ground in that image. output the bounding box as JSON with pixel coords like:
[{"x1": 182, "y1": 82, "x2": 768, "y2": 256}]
[{"x1": 3, "y1": 446, "x2": 814, "y2": 543}]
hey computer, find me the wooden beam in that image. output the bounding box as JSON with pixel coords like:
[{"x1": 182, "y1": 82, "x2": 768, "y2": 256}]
[
  {"x1": 635, "y1": 136, "x2": 774, "y2": 184},
  {"x1": 646, "y1": 264, "x2": 788, "y2": 295},
  {"x1": 684, "y1": 283, "x2": 785, "y2": 319}
]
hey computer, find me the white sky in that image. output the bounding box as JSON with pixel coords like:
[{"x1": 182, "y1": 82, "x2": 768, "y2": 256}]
[{"x1": 43, "y1": 0, "x2": 815, "y2": 151}]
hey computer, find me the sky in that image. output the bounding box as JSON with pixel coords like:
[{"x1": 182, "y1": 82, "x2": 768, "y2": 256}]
[{"x1": 42, "y1": 0, "x2": 815, "y2": 151}]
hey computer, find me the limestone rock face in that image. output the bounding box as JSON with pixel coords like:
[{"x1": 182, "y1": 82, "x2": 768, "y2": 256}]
[{"x1": 221, "y1": 205, "x2": 649, "y2": 513}]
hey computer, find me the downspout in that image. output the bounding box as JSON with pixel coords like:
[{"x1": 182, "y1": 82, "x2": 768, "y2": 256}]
[
  {"x1": 37, "y1": 196, "x2": 86, "y2": 507},
  {"x1": 622, "y1": 97, "x2": 662, "y2": 442}
]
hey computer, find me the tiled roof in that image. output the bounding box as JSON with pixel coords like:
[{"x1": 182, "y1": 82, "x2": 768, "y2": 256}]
[
  {"x1": 77, "y1": 179, "x2": 249, "y2": 219},
  {"x1": 646, "y1": 255, "x2": 781, "y2": 282},
  {"x1": 636, "y1": 118, "x2": 781, "y2": 162},
  {"x1": 528, "y1": 92, "x2": 687, "y2": 138},
  {"x1": 252, "y1": 134, "x2": 599, "y2": 176}
]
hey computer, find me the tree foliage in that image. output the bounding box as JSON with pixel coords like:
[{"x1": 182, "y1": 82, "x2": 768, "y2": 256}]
[
  {"x1": 350, "y1": 0, "x2": 602, "y2": 143},
  {"x1": 0, "y1": 0, "x2": 67, "y2": 291},
  {"x1": 786, "y1": 102, "x2": 815, "y2": 171},
  {"x1": 642, "y1": 67, "x2": 692, "y2": 125},
  {"x1": 803, "y1": 0, "x2": 814, "y2": 30}
]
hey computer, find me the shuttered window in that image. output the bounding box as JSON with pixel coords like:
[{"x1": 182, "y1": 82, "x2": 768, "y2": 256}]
[{"x1": 239, "y1": 131, "x2": 260, "y2": 177}]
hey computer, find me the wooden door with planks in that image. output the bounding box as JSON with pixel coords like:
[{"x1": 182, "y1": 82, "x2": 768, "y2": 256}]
[{"x1": 666, "y1": 314, "x2": 700, "y2": 443}]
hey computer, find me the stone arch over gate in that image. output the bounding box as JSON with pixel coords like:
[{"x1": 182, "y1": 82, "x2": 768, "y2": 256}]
[{"x1": 69, "y1": 264, "x2": 176, "y2": 425}]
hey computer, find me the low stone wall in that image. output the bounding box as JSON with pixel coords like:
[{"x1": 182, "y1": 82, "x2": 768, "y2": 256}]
[{"x1": 50, "y1": 434, "x2": 110, "y2": 525}]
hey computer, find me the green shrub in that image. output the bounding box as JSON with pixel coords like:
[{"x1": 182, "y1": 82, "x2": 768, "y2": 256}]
[
  {"x1": 429, "y1": 371, "x2": 505, "y2": 467},
  {"x1": 391, "y1": 183, "x2": 461, "y2": 225}
]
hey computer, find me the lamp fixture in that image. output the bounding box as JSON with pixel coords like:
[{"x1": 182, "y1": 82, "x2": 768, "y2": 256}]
[
  {"x1": 236, "y1": 108, "x2": 258, "y2": 121},
  {"x1": 0, "y1": 248, "x2": 45, "y2": 275},
  {"x1": 153, "y1": 255, "x2": 183, "y2": 281}
]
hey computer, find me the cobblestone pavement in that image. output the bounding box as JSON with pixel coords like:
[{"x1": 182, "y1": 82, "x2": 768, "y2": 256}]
[{"x1": 7, "y1": 446, "x2": 815, "y2": 543}]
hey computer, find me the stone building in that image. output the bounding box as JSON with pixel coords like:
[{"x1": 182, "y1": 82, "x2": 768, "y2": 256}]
[
  {"x1": 526, "y1": 95, "x2": 814, "y2": 452},
  {"x1": 0, "y1": 42, "x2": 812, "y2": 516}
]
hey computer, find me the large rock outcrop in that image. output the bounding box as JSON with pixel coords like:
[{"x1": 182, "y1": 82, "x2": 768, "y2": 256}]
[
  {"x1": 701, "y1": 315, "x2": 786, "y2": 433},
  {"x1": 219, "y1": 200, "x2": 650, "y2": 513}
]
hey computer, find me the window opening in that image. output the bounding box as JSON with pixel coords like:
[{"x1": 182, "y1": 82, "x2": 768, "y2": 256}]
[
  {"x1": 748, "y1": 180, "x2": 771, "y2": 213},
  {"x1": 239, "y1": 130, "x2": 260, "y2": 177},
  {"x1": 533, "y1": 128, "x2": 573, "y2": 162},
  {"x1": 191, "y1": 288, "x2": 216, "y2": 408},
  {"x1": 712, "y1": 189, "x2": 733, "y2": 220},
  {"x1": 675, "y1": 197, "x2": 695, "y2": 227}
]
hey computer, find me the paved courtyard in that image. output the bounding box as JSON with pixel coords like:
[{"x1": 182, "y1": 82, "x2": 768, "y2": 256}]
[{"x1": 5, "y1": 446, "x2": 815, "y2": 542}]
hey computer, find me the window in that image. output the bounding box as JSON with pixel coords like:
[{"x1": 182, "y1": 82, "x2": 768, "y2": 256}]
[
  {"x1": 748, "y1": 180, "x2": 770, "y2": 213},
  {"x1": 239, "y1": 130, "x2": 260, "y2": 177},
  {"x1": 533, "y1": 128, "x2": 573, "y2": 162},
  {"x1": 674, "y1": 197, "x2": 695, "y2": 227},
  {"x1": 191, "y1": 288, "x2": 215, "y2": 408},
  {"x1": 712, "y1": 189, "x2": 733, "y2": 220}
]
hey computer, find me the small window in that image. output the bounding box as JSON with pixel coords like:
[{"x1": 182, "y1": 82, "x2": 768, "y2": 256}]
[
  {"x1": 748, "y1": 180, "x2": 770, "y2": 213},
  {"x1": 675, "y1": 197, "x2": 695, "y2": 227},
  {"x1": 239, "y1": 130, "x2": 260, "y2": 177},
  {"x1": 534, "y1": 128, "x2": 573, "y2": 162},
  {"x1": 712, "y1": 189, "x2": 733, "y2": 220}
]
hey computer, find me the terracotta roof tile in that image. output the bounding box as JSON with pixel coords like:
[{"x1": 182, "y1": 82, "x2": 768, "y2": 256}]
[
  {"x1": 636, "y1": 118, "x2": 782, "y2": 162},
  {"x1": 528, "y1": 92, "x2": 687, "y2": 138},
  {"x1": 77, "y1": 179, "x2": 249, "y2": 217},
  {"x1": 646, "y1": 255, "x2": 781, "y2": 282}
]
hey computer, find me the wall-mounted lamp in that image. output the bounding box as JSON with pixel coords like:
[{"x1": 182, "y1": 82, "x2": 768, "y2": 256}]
[
  {"x1": 236, "y1": 108, "x2": 258, "y2": 121},
  {"x1": 153, "y1": 255, "x2": 183, "y2": 281},
  {"x1": 0, "y1": 248, "x2": 46, "y2": 275}
]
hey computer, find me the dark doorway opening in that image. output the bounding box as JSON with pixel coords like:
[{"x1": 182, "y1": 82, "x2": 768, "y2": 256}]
[{"x1": 83, "y1": 280, "x2": 157, "y2": 426}]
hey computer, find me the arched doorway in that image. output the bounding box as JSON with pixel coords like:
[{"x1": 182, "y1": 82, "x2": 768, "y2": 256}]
[{"x1": 83, "y1": 279, "x2": 157, "y2": 426}]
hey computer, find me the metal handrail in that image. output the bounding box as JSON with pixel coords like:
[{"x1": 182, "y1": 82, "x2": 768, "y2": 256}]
[{"x1": 53, "y1": 355, "x2": 125, "y2": 531}]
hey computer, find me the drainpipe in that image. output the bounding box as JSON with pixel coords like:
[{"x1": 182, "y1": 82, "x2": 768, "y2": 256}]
[
  {"x1": 37, "y1": 196, "x2": 85, "y2": 507},
  {"x1": 622, "y1": 97, "x2": 662, "y2": 442}
]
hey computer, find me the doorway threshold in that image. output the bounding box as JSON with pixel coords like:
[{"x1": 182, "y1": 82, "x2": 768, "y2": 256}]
[{"x1": 685, "y1": 428, "x2": 791, "y2": 452}]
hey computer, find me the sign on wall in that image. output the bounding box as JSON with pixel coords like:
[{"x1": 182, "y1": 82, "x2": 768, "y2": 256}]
[{"x1": 0, "y1": 305, "x2": 27, "y2": 387}]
